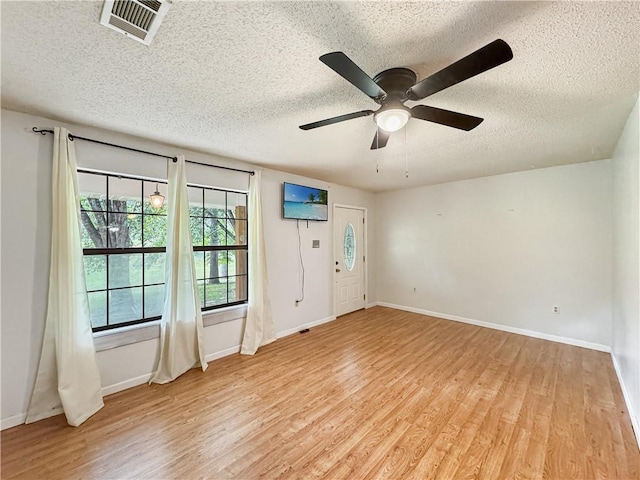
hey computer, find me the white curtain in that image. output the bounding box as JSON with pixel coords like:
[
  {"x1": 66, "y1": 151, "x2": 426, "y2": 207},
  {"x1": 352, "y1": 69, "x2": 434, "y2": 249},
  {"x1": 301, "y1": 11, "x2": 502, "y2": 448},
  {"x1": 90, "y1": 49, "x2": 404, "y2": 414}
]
[
  {"x1": 241, "y1": 170, "x2": 276, "y2": 355},
  {"x1": 26, "y1": 127, "x2": 104, "y2": 427},
  {"x1": 151, "y1": 155, "x2": 207, "y2": 383}
]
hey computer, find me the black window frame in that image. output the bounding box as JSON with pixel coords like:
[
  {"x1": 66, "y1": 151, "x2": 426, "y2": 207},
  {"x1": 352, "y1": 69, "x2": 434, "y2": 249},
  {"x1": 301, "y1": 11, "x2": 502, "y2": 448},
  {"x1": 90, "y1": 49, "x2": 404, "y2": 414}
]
[{"x1": 78, "y1": 169, "x2": 248, "y2": 333}]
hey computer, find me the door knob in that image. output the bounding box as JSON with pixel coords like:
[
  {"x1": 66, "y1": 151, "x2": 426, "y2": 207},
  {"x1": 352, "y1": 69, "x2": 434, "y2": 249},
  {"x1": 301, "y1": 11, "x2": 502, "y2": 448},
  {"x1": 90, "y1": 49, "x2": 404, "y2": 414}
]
[{"x1": 336, "y1": 268, "x2": 341, "y2": 272}]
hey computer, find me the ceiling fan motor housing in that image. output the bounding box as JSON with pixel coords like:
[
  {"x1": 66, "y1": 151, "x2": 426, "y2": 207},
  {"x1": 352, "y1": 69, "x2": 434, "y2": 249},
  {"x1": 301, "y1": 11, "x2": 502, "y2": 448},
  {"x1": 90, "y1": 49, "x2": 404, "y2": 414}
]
[
  {"x1": 371, "y1": 68, "x2": 416, "y2": 131},
  {"x1": 372, "y1": 68, "x2": 417, "y2": 104}
]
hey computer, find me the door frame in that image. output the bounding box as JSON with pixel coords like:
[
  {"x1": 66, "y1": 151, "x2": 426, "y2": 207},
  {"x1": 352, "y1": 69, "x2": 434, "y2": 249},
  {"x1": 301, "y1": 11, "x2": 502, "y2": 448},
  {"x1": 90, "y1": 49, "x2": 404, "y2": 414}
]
[{"x1": 333, "y1": 203, "x2": 368, "y2": 317}]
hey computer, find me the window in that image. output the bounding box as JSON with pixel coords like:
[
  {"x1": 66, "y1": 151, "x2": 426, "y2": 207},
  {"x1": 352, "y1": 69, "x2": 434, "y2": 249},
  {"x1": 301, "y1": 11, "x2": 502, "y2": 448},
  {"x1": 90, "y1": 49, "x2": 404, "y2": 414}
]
[
  {"x1": 78, "y1": 171, "x2": 248, "y2": 332},
  {"x1": 343, "y1": 222, "x2": 356, "y2": 271},
  {"x1": 188, "y1": 185, "x2": 248, "y2": 311}
]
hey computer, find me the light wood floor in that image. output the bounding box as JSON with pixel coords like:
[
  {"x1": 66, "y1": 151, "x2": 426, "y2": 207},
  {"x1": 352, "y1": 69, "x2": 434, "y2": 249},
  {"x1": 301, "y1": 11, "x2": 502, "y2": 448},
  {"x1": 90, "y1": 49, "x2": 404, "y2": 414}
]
[{"x1": 2, "y1": 307, "x2": 639, "y2": 479}]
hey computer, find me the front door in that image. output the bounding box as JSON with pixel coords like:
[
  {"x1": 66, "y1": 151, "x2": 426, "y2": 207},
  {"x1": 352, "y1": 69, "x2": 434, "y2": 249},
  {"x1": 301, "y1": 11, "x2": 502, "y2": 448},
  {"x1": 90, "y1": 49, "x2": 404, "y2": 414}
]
[{"x1": 334, "y1": 206, "x2": 365, "y2": 316}]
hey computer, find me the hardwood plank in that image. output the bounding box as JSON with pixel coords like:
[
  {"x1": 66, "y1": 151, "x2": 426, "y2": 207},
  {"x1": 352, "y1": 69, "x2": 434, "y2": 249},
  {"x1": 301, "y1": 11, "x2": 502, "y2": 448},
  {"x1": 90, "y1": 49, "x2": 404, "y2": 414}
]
[
  {"x1": 514, "y1": 341, "x2": 560, "y2": 479},
  {"x1": 2, "y1": 306, "x2": 638, "y2": 480},
  {"x1": 544, "y1": 344, "x2": 590, "y2": 479}
]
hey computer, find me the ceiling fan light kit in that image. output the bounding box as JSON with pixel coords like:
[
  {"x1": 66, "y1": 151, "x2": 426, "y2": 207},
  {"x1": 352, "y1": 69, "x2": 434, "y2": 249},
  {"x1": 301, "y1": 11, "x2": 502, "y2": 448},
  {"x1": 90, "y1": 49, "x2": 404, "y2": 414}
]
[
  {"x1": 299, "y1": 39, "x2": 513, "y2": 149},
  {"x1": 375, "y1": 106, "x2": 411, "y2": 132}
]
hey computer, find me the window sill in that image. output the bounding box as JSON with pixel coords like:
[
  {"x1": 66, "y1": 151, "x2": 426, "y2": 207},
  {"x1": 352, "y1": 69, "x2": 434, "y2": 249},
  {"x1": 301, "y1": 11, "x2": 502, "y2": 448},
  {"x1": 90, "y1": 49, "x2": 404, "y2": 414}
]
[{"x1": 93, "y1": 304, "x2": 248, "y2": 352}]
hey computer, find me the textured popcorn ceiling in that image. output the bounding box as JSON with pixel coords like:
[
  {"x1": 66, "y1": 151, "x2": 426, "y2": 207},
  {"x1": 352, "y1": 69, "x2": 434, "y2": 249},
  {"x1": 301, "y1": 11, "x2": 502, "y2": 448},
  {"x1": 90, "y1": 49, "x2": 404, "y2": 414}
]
[{"x1": 1, "y1": 1, "x2": 639, "y2": 192}]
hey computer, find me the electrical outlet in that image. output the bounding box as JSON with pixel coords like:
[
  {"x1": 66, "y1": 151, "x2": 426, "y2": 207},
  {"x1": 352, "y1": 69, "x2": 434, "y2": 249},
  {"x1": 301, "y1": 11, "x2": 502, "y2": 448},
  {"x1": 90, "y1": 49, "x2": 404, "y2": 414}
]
[{"x1": 552, "y1": 306, "x2": 559, "y2": 314}]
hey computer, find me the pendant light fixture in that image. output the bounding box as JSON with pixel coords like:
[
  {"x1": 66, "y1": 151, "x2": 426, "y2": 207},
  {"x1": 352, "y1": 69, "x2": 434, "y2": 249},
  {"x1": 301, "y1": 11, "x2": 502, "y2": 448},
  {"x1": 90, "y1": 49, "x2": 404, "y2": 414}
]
[{"x1": 149, "y1": 183, "x2": 164, "y2": 209}]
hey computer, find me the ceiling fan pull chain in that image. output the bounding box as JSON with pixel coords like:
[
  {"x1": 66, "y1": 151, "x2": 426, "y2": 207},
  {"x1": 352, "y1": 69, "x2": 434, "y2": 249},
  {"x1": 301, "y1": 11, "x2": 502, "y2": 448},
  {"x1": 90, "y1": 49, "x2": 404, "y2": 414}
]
[
  {"x1": 405, "y1": 126, "x2": 409, "y2": 179},
  {"x1": 376, "y1": 130, "x2": 379, "y2": 173}
]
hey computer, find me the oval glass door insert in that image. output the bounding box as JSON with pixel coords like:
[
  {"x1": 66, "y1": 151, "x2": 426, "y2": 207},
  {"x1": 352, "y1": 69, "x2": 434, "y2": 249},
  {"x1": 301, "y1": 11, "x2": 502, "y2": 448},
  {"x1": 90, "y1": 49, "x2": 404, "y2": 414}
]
[{"x1": 344, "y1": 222, "x2": 356, "y2": 271}]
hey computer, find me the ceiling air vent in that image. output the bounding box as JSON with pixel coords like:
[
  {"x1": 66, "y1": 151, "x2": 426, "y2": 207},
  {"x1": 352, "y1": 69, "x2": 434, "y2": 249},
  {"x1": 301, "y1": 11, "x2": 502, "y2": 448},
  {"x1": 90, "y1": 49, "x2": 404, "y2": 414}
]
[{"x1": 100, "y1": 0, "x2": 171, "y2": 46}]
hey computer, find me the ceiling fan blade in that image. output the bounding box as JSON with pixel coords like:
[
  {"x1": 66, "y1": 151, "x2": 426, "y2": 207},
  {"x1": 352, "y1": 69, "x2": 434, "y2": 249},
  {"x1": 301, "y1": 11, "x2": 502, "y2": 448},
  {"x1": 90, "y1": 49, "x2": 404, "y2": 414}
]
[
  {"x1": 370, "y1": 127, "x2": 390, "y2": 150},
  {"x1": 299, "y1": 110, "x2": 374, "y2": 130},
  {"x1": 407, "y1": 39, "x2": 513, "y2": 100},
  {"x1": 320, "y1": 52, "x2": 387, "y2": 100},
  {"x1": 412, "y1": 105, "x2": 483, "y2": 131}
]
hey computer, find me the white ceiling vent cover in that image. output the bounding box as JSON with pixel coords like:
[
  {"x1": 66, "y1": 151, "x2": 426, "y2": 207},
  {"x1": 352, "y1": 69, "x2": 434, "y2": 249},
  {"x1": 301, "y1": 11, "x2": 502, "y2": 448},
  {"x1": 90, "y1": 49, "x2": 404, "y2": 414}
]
[{"x1": 100, "y1": 0, "x2": 171, "y2": 46}]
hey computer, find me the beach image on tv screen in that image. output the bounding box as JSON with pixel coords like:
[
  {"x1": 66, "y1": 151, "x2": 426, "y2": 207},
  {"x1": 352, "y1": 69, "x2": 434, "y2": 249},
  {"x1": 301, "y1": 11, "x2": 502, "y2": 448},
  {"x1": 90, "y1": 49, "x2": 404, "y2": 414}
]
[{"x1": 284, "y1": 183, "x2": 328, "y2": 220}]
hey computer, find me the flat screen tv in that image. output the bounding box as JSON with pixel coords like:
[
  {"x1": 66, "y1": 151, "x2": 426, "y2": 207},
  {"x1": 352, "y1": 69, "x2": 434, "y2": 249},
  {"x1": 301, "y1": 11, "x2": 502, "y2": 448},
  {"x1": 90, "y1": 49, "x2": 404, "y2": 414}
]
[{"x1": 283, "y1": 182, "x2": 328, "y2": 221}]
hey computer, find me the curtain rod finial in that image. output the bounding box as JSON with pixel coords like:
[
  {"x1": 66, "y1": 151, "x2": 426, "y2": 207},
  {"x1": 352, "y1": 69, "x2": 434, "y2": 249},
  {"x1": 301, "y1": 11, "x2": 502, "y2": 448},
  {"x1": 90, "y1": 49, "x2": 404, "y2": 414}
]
[{"x1": 172, "y1": 157, "x2": 178, "y2": 163}]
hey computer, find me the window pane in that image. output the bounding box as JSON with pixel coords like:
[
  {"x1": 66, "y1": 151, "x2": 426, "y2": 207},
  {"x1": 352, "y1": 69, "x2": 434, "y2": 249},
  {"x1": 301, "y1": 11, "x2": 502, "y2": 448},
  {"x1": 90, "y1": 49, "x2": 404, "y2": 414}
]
[
  {"x1": 234, "y1": 219, "x2": 247, "y2": 246},
  {"x1": 221, "y1": 218, "x2": 233, "y2": 245},
  {"x1": 191, "y1": 217, "x2": 204, "y2": 246},
  {"x1": 109, "y1": 287, "x2": 143, "y2": 325},
  {"x1": 84, "y1": 255, "x2": 107, "y2": 291},
  {"x1": 78, "y1": 172, "x2": 106, "y2": 212},
  {"x1": 193, "y1": 251, "x2": 205, "y2": 280},
  {"x1": 344, "y1": 222, "x2": 356, "y2": 272},
  {"x1": 219, "y1": 219, "x2": 245, "y2": 246},
  {"x1": 188, "y1": 187, "x2": 203, "y2": 216},
  {"x1": 204, "y1": 251, "x2": 227, "y2": 279},
  {"x1": 204, "y1": 218, "x2": 225, "y2": 246},
  {"x1": 80, "y1": 210, "x2": 108, "y2": 249},
  {"x1": 143, "y1": 214, "x2": 167, "y2": 247},
  {"x1": 108, "y1": 177, "x2": 142, "y2": 213},
  {"x1": 197, "y1": 280, "x2": 206, "y2": 309},
  {"x1": 144, "y1": 285, "x2": 164, "y2": 318},
  {"x1": 204, "y1": 189, "x2": 226, "y2": 217},
  {"x1": 109, "y1": 254, "x2": 143, "y2": 289},
  {"x1": 204, "y1": 278, "x2": 227, "y2": 307},
  {"x1": 87, "y1": 291, "x2": 107, "y2": 328},
  {"x1": 229, "y1": 275, "x2": 248, "y2": 302},
  {"x1": 107, "y1": 213, "x2": 142, "y2": 248},
  {"x1": 228, "y1": 193, "x2": 247, "y2": 219},
  {"x1": 225, "y1": 250, "x2": 235, "y2": 276},
  {"x1": 143, "y1": 181, "x2": 168, "y2": 214},
  {"x1": 144, "y1": 253, "x2": 165, "y2": 285},
  {"x1": 228, "y1": 250, "x2": 248, "y2": 276}
]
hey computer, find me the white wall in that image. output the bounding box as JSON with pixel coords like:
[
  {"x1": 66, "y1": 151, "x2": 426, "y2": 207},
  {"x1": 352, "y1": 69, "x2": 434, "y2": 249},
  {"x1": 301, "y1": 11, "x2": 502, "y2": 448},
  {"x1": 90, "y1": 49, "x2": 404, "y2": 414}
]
[
  {"x1": 375, "y1": 160, "x2": 613, "y2": 348},
  {"x1": 612, "y1": 95, "x2": 640, "y2": 441},
  {"x1": 0, "y1": 109, "x2": 376, "y2": 428}
]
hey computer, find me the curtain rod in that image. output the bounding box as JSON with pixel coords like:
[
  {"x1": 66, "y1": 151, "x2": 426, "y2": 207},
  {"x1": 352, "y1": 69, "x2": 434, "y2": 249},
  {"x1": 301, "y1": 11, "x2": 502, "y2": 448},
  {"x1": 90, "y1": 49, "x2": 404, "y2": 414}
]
[{"x1": 32, "y1": 127, "x2": 255, "y2": 176}]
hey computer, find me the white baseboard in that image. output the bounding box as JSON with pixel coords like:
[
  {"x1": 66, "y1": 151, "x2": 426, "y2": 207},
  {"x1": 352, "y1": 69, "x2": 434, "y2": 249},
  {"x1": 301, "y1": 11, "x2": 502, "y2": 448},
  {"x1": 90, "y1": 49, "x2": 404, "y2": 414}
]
[
  {"x1": 205, "y1": 345, "x2": 241, "y2": 363},
  {"x1": 610, "y1": 351, "x2": 640, "y2": 449},
  {"x1": 376, "y1": 302, "x2": 611, "y2": 353},
  {"x1": 100, "y1": 344, "x2": 243, "y2": 397},
  {"x1": 101, "y1": 372, "x2": 154, "y2": 397},
  {"x1": 276, "y1": 315, "x2": 337, "y2": 339},
  {"x1": 365, "y1": 302, "x2": 377, "y2": 309},
  {"x1": 1, "y1": 413, "x2": 26, "y2": 431}
]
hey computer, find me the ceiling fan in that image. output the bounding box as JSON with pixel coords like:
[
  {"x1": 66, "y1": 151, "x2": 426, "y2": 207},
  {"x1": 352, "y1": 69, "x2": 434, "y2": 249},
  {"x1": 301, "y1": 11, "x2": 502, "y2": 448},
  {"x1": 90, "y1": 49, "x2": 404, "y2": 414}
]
[{"x1": 299, "y1": 39, "x2": 513, "y2": 149}]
